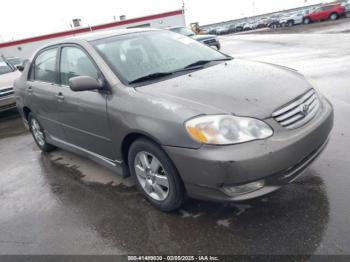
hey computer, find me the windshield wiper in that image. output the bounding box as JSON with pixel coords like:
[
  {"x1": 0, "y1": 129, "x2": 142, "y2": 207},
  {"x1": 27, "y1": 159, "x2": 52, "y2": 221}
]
[
  {"x1": 129, "y1": 57, "x2": 233, "y2": 85},
  {"x1": 129, "y1": 72, "x2": 173, "y2": 84},
  {"x1": 182, "y1": 57, "x2": 233, "y2": 70}
]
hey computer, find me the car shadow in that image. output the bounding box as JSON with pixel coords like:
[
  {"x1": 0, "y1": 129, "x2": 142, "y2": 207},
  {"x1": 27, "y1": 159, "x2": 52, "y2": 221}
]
[
  {"x1": 0, "y1": 108, "x2": 28, "y2": 139},
  {"x1": 39, "y1": 152, "x2": 329, "y2": 255}
]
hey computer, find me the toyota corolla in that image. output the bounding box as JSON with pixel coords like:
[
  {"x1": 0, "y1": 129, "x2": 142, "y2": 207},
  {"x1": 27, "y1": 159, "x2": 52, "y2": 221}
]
[{"x1": 14, "y1": 29, "x2": 333, "y2": 211}]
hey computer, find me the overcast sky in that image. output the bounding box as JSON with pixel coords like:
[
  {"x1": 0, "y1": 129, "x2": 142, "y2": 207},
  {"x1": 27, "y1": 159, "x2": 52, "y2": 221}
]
[{"x1": 0, "y1": 0, "x2": 325, "y2": 42}]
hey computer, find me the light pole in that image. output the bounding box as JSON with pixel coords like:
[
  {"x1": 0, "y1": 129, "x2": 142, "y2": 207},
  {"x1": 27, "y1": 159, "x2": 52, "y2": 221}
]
[{"x1": 252, "y1": 0, "x2": 256, "y2": 16}]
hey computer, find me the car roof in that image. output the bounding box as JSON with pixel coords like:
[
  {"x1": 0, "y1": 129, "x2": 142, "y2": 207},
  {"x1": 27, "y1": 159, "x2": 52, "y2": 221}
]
[
  {"x1": 72, "y1": 28, "x2": 160, "y2": 41},
  {"x1": 41, "y1": 28, "x2": 160, "y2": 47}
]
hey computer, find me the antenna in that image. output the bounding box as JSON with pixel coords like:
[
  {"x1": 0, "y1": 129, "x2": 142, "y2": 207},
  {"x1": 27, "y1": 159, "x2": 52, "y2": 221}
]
[
  {"x1": 252, "y1": 0, "x2": 256, "y2": 16},
  {"x1": 180, "y1": 0, "x2": 185, "y2": 13}
]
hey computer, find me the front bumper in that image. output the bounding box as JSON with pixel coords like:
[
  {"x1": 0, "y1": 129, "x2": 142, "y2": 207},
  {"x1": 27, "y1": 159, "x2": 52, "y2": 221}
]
[
  {"x1": 0, "y1": 95, "x2": 16, "y2": 112},
  {"x1": 164, "y1": 97, "x2": 334, "y2": 202}
]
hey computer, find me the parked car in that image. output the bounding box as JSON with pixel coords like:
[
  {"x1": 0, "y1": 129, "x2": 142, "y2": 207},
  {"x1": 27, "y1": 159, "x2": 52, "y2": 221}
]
[
  {"x1": 0, "y1": 60, "x2": 21, "y2": 112},
  {"x1": 279, "y1": 12, "x2": 304, "y2": 27},
  {"x1": 235, "y1": 23, "x2": 245, "y2": 32},
  {"x1": 215, "y1": 26, "x2": 230, "y2": 35},
  {"x1": 243, "y1": 23, "x2": 254, "y2": 31},
  {"x1": 342, "y1": 1, "x2": 350, "y2": 15},
  {"x1": 15, "y1": 29, "x2": 334, "y2": 211},
  {"x1": 256, "y1": 18, "x2": 268, "y2": 28},
  {"x1": 208, "y1": 28, "x2": 217, "y2": 35},
  {"x1": 200, "y1": 28, "x2": 210, "y2": 34},
  {"x1": 303, "y1": 4, "x2": 346, "y2": 24},
  {"x1": 267, "y1": 15, "x2": 283, "y2": 29},
  {"x1": 227, "y1": 24, "x2": 237, "y2": 34},
  {"x1": 169, "y1": 27, "x2": 221, "y2": 50},
  {"x1": 268, "y1": 20, "x2": 281, "y2": 29}
]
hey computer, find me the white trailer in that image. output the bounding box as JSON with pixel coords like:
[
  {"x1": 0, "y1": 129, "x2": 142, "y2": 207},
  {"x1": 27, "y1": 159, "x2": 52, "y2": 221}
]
[{"x1": 0, "y1": 10, "x2": 186, "y2": 59}]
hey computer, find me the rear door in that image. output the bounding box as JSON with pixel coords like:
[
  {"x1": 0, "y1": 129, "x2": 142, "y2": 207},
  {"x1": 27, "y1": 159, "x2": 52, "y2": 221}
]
[
  {"x1": 27, "y1": 47, "x2": 66, "y2": 140},
  {"x1": 311, "y1": 7, "x2": 324, "y2": 20},
  {"x1": 55, "y1": 45, "x2": 115, "y2": 159},
  {"x1": 318, "y1": 6, "x2": 331, "y2": 20}
]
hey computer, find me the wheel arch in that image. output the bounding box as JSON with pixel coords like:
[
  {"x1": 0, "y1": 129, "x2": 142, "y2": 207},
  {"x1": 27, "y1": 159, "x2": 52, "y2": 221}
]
[
  {"x1": 23, "y1": 106, "x2": 32, "y2": 121},
  {"x1": 121, "y1": 131, "x2": 163, "y2": 167},
  {"x1": 329, "y1": 12, "x2": 339, "y2": 18}
]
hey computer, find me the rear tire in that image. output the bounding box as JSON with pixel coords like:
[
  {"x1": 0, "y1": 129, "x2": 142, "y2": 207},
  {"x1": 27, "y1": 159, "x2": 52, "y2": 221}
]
[
  {"x1": 29, "y1": 113, "x2": 56, "y2": 152},
  {"x1": 287, "y1": 20, "x2": 294, "y2": 27},
  {"x1": 304, "y1": 17, "x2": 311, "y2": 24},
  {"x1": 128, "y1": 138, "x2": 185, "y2": 212},
  {"x1": 329, "y1": 13, "x2": 338, "y2": 20}
]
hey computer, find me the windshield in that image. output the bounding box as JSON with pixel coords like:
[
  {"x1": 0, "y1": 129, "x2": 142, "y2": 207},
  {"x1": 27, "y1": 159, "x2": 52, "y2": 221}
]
[
  {"x1": 0, "y1": 62, "x2": 14, "y2": 75},
  {"x1": 169, "y1": 27, "x2": 195, "y2": 37},
  {"x1": 92, "y1": 30, "x2": 228, "y2": 84}
]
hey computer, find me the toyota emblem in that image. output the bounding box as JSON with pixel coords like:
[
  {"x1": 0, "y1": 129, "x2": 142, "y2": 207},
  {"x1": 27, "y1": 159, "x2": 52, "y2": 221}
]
[{"x1": 300, "y1": 103, "x2": 310, "y2": 116}]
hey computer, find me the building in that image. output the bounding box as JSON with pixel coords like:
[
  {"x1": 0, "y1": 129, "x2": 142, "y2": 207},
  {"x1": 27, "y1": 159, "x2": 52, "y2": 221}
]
[{"x1": 0, "y1": 10, "x2": 185, "y2": 59}]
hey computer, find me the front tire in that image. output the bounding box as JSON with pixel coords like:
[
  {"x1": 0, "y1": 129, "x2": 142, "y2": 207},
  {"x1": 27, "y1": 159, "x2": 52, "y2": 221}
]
[
  {"x1": 287, "y1": 20, "x2": 294, "y2": 27},
  {"x1": 304, "y1": 17, "x2": 311, "y2": 24},
  {"x1": 329, "y1": 13, "x2": 338, "y2": 20},
  {"x1": 128, "y1": 138, "x2": 185, "y2": 212},
  {"x1": 29, "y1": 113, "x2": 56, "y2": 152}
]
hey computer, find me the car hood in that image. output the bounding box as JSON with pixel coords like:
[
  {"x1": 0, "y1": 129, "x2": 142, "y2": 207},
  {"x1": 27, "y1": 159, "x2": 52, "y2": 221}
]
[
  {"x1": 0, "y1": 71, "x2": 21, "y2": 89},
  {"x1": 192, "y1": 34, "x2": 216, "y2": 41},
  {"x1": 136, "y1": 59, "x2": 312, "y2": 119}
]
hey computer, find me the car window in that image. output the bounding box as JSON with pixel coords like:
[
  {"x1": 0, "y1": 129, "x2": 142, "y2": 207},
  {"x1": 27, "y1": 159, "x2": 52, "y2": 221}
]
[
  {"x1": 322, "y1": 6, "x2": 334, "y2": 10},
  {"x1": 60, "y1": 46, "x2": 99, "y2": 86},
  {"x1": 33, "y1": 48, "x2": 58, "y2": 83}
]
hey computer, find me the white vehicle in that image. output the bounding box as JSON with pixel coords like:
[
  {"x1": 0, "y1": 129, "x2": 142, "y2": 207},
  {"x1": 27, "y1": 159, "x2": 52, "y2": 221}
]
[
  {"x1": 0, "y1": 60, "x2": 21, "y2": 112},
  {"x1": 342, "y1": 0, "x2": 350, "y2": 14},
  {"x1": 279, "y1": 12, "x2": 304, "y2": 26},
  {"x1": 243, "y1": 22, "x2": 258, "y2": 31}
]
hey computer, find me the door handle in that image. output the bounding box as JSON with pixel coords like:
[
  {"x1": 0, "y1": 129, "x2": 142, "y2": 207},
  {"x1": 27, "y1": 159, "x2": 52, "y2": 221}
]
[{"x1": 56, "y1": 92, "x2": 64, "y2": 102}]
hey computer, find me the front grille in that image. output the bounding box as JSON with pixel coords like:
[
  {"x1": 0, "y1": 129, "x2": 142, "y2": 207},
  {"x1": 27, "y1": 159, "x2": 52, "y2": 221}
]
[
  {"x1": 272, "y1": 89, "x2": 320, "y2": 129},
  {"x1": 0, "y1": 87, "x2": 14, "y2": 98}
]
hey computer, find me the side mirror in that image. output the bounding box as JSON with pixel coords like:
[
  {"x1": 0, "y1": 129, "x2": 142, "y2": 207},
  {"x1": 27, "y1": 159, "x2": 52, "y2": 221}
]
[
  {"x1": 16, "y1": 65, "x2": 25, "y2": 72},
  {"x1": 69, "y1": 76, "x2": 104, "y2": 92}
]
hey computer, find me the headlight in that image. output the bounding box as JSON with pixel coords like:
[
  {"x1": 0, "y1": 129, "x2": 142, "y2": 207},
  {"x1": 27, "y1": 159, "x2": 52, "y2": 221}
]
[{"x1": 185, "y1": 115, "x2": 273, "y2": 145}]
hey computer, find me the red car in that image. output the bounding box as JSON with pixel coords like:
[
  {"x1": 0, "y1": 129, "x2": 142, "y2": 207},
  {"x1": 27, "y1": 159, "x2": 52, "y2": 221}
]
[{"x1": 304, "y1": 4, "x2": 346, "y2": 24}]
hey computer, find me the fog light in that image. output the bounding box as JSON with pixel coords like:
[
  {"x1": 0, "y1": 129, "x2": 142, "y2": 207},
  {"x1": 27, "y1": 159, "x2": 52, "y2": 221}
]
[{"x1": 223, "y1": 180, "x2": 265, "y2": 196}]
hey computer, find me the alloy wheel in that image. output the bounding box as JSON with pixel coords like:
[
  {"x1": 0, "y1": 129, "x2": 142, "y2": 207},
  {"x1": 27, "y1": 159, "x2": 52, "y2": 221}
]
[
  {"x1": 31, "y1": 118, "x2": 45, "y2": 147},
  {"x1": 134, "y1": 151, "x2": 169, "y2": 201}
]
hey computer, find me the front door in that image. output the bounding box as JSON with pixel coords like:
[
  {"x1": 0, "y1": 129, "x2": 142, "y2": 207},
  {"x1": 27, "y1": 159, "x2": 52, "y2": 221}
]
[
  {"x1": 55, "y1": 45, "x2": 115, "y2": 160},
  {"x1": 27, "y1": 47, "x2": 66, "y2": 140}
]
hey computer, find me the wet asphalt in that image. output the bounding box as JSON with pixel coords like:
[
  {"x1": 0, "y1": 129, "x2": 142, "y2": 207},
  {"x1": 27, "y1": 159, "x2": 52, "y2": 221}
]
[{"x1": 1, "y1": 25, "x2": 350, "y2": 255}]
